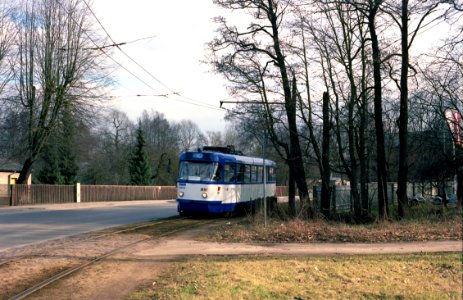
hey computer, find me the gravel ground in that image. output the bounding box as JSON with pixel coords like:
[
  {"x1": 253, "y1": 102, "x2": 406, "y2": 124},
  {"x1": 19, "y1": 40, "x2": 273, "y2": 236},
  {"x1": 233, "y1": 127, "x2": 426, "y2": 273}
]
[{"x1": 1, "y1": 217, "x2": 461, "y2": 300}]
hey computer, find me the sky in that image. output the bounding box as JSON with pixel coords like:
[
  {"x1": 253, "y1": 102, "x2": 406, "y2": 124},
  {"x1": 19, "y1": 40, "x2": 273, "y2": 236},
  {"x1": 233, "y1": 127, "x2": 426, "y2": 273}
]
[
  {"x1": 92, "y1": 1, "x2": 236, "y2": 133},
  {"x1": 91, "y1": 1, "x2": 454, "y2": 134}
]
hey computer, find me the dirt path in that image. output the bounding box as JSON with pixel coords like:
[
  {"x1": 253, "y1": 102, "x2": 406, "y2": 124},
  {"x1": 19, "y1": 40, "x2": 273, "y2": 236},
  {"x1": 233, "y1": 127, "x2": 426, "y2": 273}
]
[
  {"x1": 127, "y1": 223, "x2": 462, "y2": 258},
  {"x1": 32, "y1": 226, "x2": 462, "y2": 299},
  {"x1": 135, "y1": 237, "x2": 462, "y2": 258},
  {"x1": 3, "y1": 221, "x2": 462, "y2": 300}
]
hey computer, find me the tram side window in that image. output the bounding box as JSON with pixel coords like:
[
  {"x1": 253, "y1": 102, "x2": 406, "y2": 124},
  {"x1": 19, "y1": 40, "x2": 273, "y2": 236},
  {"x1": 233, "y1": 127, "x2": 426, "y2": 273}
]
[
  {"x1": 236, "y1": 164, "x2": 245, "y2": 183},
  {"x1": 212, "y1": 163, "x2": 223, "y2": 182},
  {"x1": 224, "y1": 163, "x2": 235, "y2": 182},
  {"x1": 257, "y1": 166, "x2": 263, "y2": 183},
  {"x1": 179, "y1": 161, "x2": 189, "y2": 180},
  {"x1": 244, "y1": 165, "x2": 251, "y2": 183},
  {"x1": 250, "y1": 165, "x2": 258, "y2": 183},
  {"x1": 267, "y1": 167, "x2": 276, "y2": 182}
]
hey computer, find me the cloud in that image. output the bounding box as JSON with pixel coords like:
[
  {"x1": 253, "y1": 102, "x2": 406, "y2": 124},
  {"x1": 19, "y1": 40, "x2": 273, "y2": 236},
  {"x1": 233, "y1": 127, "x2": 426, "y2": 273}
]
[{"x1": 93, "y1": 0, "x2": 231, "y2": 132}]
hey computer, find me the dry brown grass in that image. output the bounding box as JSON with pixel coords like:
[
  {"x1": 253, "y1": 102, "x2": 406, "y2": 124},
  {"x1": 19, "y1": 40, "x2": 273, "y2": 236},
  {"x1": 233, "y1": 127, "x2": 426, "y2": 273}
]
[
  {"x1": 204, "y1": 211, "x2": 462, "y2": 243},
  {"x1": 128, "y1": 209, "x2": 462, "y2": 299},
  {"x1": 131, "y1": 253, "x2": 463, "y2": 300}
]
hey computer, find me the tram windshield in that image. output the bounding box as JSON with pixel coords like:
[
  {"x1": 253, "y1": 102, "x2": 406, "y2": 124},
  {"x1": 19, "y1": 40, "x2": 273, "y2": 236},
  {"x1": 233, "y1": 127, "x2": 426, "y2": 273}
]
[{"x1": 178, "y1": 161, "x2": 222, "y2": 182}]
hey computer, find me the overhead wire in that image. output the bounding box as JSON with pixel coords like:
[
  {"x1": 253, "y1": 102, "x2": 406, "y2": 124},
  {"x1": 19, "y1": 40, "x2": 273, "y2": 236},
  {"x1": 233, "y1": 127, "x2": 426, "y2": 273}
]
[
  {"x1": 80, "y1": 0, "x2": 225, "y2": 111},
  {"x1": 407, "y1": 7, "x2": 459, "y2": 41},
  {"x1": 81, "y1": 0, "x2": 176, "y2": 93},
  {"x1": 59, "y1": 35, "x2": 158, "y2": 51},
  {"x1": 124, "y1": 35, "x2": 158, "y2": 45},
  {"x1": 54, "y1": 0, "x2": 170, "y2": 96}
]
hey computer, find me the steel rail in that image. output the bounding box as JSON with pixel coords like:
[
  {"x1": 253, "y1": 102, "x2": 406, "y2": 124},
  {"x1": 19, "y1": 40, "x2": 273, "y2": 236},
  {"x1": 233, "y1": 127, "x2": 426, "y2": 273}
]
[
  {"x1": 9, "y1": 218, "x2": 214, "y2": 300},
  {"x1": 0, "y1": 218, "x2": 179, "y2": 269}
]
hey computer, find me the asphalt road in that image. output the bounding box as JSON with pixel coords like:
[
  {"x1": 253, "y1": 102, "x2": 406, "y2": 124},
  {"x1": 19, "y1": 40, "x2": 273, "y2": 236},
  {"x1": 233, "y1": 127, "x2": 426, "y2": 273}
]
[{"x1": 0, "y1": 200, "x2": 178, "y2": 252}]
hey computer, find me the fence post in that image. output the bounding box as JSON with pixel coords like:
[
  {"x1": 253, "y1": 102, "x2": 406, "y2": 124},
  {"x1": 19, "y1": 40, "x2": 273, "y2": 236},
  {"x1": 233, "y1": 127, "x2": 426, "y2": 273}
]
[
  {"x1": 9, "y1": 184, "x2": 13, "y2": 206},
  {"x1": 331, "y1": 185, "x2": 336, "y2": 215},
  {"x1": 75, "y1": 183, "x2": 81, "y2": 203}
]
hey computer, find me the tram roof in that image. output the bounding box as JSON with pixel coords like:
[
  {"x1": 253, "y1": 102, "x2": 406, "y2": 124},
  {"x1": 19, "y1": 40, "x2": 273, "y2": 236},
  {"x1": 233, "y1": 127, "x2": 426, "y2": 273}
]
[{"x1": 179, "y1": 151, "x2": 277, "y2": 167}]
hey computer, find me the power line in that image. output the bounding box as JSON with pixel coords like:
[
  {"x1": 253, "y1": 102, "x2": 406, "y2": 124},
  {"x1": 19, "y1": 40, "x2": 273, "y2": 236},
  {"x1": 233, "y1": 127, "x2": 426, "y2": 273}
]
[
  {"x1": 81, "y1": 0, "x2": 226, "y2": 112},
  {"x1": 59, "y1": 42, "x2": 125, "y2": 51},
  {"x1": 168, "y1": 95, "x2": 226, "y2": 111},
  {"x1": 101, "y1": 93, "x2": 225, "y2": 111},
  {"x1": 219, "y1": 100, "x2": 284, "y2": 108},
  {"x1": 54, "y1": 0, "x2": 164, "y2": 94},
  {"x1": 60, "y1": 34, "x2": 157, "y2": 51},
  {"x1": 99, "y1": 48, "x2": 163, "y2": 94},
  {"x1": 95, "y1": 93, "x2": 174, "y2": 99},
  {"x1": 81, "y1": 0, "x2": 175, "y2": 93},
  {"x1": 55, "y1": 0, "x2": 225, "y2": 112},
  {"x1": 125, "y1": 35, "x2": 157, "y2": 45}
]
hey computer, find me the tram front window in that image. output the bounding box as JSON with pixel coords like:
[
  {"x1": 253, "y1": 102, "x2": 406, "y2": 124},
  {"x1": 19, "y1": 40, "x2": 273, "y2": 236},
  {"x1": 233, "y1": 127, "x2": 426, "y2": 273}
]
[{"x1": 179, "y1": 161, "x2": 221, "y2": 182}]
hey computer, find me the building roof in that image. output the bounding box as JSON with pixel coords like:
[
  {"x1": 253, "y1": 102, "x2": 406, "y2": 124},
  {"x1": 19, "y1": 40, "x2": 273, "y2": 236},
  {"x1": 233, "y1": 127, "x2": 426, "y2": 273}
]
[{"x1": 0, "y1": 159, "x2": 22, "y2": 172}]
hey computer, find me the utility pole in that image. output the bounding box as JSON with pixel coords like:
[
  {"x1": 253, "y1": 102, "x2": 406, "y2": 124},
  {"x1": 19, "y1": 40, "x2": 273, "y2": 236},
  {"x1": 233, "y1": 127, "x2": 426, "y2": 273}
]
[
  {"x1": 262, "y1": 135, "x2": 267, "y2": 226},
  {"x1": 220, "y1": 100, "x2": 280, "y2": 226}
]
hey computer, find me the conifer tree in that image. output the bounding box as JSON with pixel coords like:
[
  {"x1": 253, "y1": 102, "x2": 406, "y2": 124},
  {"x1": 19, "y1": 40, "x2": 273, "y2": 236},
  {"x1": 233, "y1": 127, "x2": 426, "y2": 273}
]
[
  {"x1": 129, "y1": 124, "x2": 152, "y2": 185},
  {"x1": 36, "y1": 104, "x2": 78, "y2": 184},
  {"x1": 58, "y1": 104, "x2": 79, "y2": 184},
  {"x1": 37, "y1": 143, "x2": 64, "y2": 184}
]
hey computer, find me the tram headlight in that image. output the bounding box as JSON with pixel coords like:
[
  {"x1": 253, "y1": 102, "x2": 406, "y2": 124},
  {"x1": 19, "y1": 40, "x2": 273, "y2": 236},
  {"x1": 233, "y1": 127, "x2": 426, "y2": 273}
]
[
  {"x1": 201, "y1": 192, "x2": 208, "y2": 199},
  {"x1": 178, "y1": 191, "x2": 184, "y2": 197}
]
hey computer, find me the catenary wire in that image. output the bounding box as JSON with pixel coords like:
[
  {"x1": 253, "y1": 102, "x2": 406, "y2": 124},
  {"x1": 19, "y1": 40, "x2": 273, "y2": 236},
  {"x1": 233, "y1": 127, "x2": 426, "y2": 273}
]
[
  {"x1": 52, "y1": 0, "x2": 227, "y2": 112},
  {"x1": 81, "y1": 0, "x2": 223, "y2": 111}
]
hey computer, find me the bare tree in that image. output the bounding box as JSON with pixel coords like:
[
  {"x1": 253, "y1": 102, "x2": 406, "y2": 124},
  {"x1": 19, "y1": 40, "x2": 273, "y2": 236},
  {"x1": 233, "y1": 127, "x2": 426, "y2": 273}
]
[
  {"x1": 101, "y1": 109, "x2": 132, "y2": 184},
  {"x1": 175, "y1": 120, "x2": 205, "y2": 152},
  {"x1": 139, "y1": 110, "x2": 179, "y2": 185},
  {"x1": 298, "y1": 1, "x2": 374, "y2": 220},
  {"x1": 0, "y1": 2, "x2": 18, "y2": 160},
  {"x1": 12, "y1": 0, "x2": 109, "y2": 183},
  {"x1": 209, "y1": 0, "x2": 312, "y2": 216},
  {"x1": 381, "y1": 0, "x2": 449, "y2": 218},
  {"x1": 0, "y1": 1, "x2": 14, "y2": 96},
  {"x1": 289, "y1": 9, "x2": 331, "y2": 217},
  {"x1": 206, "y1": 131, "x2": 224, "y2": 146},
  {"x1": 417, "y1": 6, "x2": 463, "y2": 208},
  {"x1": 340, "y1": 0, "x2": 390, "y2": 219}
]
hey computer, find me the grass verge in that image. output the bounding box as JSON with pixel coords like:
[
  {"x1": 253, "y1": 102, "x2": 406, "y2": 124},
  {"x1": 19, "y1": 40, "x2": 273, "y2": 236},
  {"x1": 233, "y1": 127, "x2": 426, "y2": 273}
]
[
  {"x1": 128, "y1": 207, "x2": 462, "y2": 299},
  {"x1": 201, "y1": 210, "x2": 462, "y2": 243},
  {"x1": 129, "y1": 253, "x2": 462, "y2": 300}
]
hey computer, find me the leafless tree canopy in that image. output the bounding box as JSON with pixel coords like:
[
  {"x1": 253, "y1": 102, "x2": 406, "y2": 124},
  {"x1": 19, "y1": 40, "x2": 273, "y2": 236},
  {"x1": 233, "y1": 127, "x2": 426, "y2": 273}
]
[
  {"x1": 2, "y1": 0, "x2": 112, "y2": 183},
  {"x1": 207, "y1": 0, "x2": 462, "y2": 218}
]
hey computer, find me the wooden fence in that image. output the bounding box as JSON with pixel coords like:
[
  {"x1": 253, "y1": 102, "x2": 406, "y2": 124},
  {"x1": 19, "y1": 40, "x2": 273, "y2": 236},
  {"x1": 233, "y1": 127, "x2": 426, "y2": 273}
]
[
  {"x1": 275, "y1": 186, "x2": 288, "y2": 197},
  {"x1": 10, "y1": 184, "x2": 75, "y2": 206},
  {"x1": 8, "y1": 184, "x2": 289, "y2": 206},
  {"x1": 9, "y1": 184, "x2": 177, "y2": 206},
  {"x1": 0, "y1": 184, "x2": 10, "y2": 206},
  {"x1": 80, "y1": 185, "x2": 177, "y2": 202}
]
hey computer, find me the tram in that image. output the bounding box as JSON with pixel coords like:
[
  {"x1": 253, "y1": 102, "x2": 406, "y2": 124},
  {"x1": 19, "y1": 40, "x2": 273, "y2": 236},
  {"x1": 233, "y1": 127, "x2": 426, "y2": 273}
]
[{"x1": 176, "y1": 146, "x2": 277, "y2": 215}]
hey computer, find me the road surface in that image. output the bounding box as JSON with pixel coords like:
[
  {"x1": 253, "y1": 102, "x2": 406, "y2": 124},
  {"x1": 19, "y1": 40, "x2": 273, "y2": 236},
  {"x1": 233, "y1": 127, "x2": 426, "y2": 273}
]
[{"x1": 0, "y1": 200, "x2": 178, "y2": 252}]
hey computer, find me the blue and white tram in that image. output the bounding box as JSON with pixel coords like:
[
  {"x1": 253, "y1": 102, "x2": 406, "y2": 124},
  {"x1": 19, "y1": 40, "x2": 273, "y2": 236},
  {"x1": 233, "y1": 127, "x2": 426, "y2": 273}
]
[{"x1": 176, "y1": 147, "x2": 277, "y2": 215}]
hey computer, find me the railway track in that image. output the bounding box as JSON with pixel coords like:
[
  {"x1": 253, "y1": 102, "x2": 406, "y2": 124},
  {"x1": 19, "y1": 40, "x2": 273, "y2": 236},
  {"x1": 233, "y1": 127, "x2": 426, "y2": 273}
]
[
  {"x1": 0, "y1": 218, "x2": 179, "y2": 269},
  {"x1": 5, "y1": 217, "x2": 215, "y2": 300}
]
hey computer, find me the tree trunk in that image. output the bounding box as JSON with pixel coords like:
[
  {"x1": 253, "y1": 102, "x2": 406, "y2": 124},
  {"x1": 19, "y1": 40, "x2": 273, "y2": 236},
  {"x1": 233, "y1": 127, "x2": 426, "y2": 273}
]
[
  {"x1": 397, "y1": 0, "x2": 410, "y2": 219},
  {"x1": 359, "y1": 41, "x2": 370, "y2": 218},
  {"x1": 359, "y1": 96, "x2": 370, "y2": 218},
  {"x1": 321, "y1": 91, "x2": 331, "y2": 217},
  {"x1": 287, "y1": 77, "x2": 311, "y2": 215},
  {"x1": 265, "y1": 1, "x2": 311, "y2": 217},
  {"x1": 17, "y1": 158, "x2": 33, "y2": 184},
  {"x1": 288, "y1": 169, "x2": 296, "y2": 217},
  {"x1": 347, "y1": 86, "x2": 361, "y2": 220},
  {"x1": 457, "y1": 168, "x2": 463, "y2": 210},
  {"x1": 368, "y1": 4, "x2": 389, "y2": 220}
]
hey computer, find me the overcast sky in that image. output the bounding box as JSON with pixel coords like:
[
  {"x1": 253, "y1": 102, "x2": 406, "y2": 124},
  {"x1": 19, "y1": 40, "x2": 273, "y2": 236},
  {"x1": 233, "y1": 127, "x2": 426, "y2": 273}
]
[
  {"x1": 93, "y1": 1, "x2": 234, "y2": 133},
  {"x1": 91, "y1": 1, "x2": 452, "y2": 134}
]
